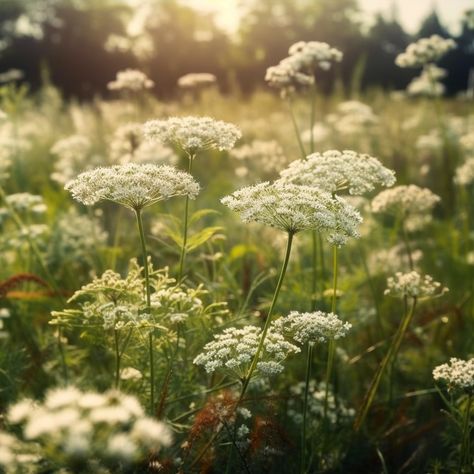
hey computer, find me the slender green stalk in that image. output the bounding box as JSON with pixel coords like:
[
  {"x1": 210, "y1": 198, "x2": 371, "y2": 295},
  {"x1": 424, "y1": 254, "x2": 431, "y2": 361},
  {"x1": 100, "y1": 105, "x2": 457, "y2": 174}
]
[
  {"x1": 353, "y1": 297, "x2": 418, "y2": 432},
  {"x1": 134, "y1": 208, "x2": 154, "y2": 413},
  {"x1": 301, "y1": 342, "x2": 314, "y2": 474},
  {"x1": 239, "y1": 232, "x2": 294, "y2": 401},
  {"x1": 287, "y1": 98, "x2": 307, "y2": 159},
  {"x1": 400, "y1": 219, "x2": 414, "y2": 270},
  {"x1": 56, "y1": 328, "x2": 68, "y2": 384},
  {"x1": 309, "y1": 84, "x2": 317, "y2": 154},
  {"x1": 114, "y1": 329, "x2": 120, "y2": 388},
  {"x1": 310, "y1": 231, "x2": 318, "y2": 311},
  {"x1": 323, "y1": 246, "x2": 338, "y2": 422},
  {"x1": 459, "y1": 394, "x2": 472, "y2": 474},
  {"x1": 178, "y1": 155, "x2": 194, "y2": 281}
]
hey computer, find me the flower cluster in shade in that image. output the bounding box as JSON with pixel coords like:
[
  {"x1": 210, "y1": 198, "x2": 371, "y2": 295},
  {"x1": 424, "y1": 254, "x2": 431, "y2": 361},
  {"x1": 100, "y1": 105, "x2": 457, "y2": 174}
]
[
  {"x1": 65, "y1": 163, "x2": 200, "y2": 210},
  {"x1": 395, "y1": 35, "x2": 456, "y2": 68},
  {"x1": 110, "y1": 122, "x2": 178, "y2": 166},
  {"x1": 455, "y1": 157, "x2": 474, "y2": 186},
  {"x1": 230, "y1": 139, "x2": 290, "y2": 180},
  {"x1": 193, "y1": 325, "x2": 300, "y2": 379},
  {"x1": 177, "y1": 73, "x2": 216, "y2": 89},
  {"x1": 407, "y1": 65, "x2": 447, "y2": 97},
  {"x1": 265, "y1": 41, "x2": 342, "y2": 97},
  {"x1": 143, "y1": 116, "x2": 241, "y2": 155},
  {"x1": 278, "y1": 149, "x2": 395, "y2": 195},
  {"x1": 288, "y1": 381, "x2": 355, "y2": 427},
  {"x1": 371, "y1": 185, "x2": 440, "y2": 231},
  {"x1": 107, "y1": 68, "x2": 154, "y2": 92},
  {"x1": 384, "y1": 271, "x2": 448, "y2": 299},
  {"x1": 433, "y1": 357, "x2": 474, "y2": 393},
  {"x1": 221, "y1": 181, "x2": 362, "y2": 246},
  {"x1": 272, "y1": 311, "x2": 352, "y2": 346},
  {"x1": 3, "y1": 387, "x2": 171, "y2": 470},
  {"x1": 326, "y1": 100, "x2": 379, "y2": 134}
]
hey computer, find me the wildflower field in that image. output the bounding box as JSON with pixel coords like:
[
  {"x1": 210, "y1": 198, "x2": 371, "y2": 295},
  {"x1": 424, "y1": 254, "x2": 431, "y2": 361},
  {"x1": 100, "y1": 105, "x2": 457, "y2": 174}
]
[{"x1": 1, "y1": 3, "x2": 474, "y2": 473}]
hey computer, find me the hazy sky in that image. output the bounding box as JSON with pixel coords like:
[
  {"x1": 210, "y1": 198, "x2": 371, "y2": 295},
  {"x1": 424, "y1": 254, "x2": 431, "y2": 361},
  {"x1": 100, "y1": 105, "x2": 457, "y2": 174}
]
[{"x1": 180, "y1": 0, "x2": 471, "y2": 34}]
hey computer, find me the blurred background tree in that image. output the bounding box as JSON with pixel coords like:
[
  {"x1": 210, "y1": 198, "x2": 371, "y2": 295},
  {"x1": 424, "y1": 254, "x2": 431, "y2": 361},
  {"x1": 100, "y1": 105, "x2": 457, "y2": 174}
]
[{"x1": 0, "y1": 0, "x2": 472, "y2": 99}]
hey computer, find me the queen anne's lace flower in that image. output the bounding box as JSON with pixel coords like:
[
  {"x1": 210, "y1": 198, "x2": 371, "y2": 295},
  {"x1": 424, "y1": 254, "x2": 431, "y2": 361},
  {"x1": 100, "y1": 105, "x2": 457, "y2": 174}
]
[
  {"x1": 193, "y1": 325, "x2": 300, "y2": 379},
  {"x1": 454, "y1": 157, "x2": 474, "y2": 186},
  {"x1": 221, "y1": 181, "x2": 362, "y2": 245},
  {"x1": 265, "y1": 60, "x2": 314, "y2": 97},
  {"x1": 278, "y1": 150, "x2": 395, "y2": 195},
  {"x1": 143, "y1": 116, "x2": 241, "y2": 155},
  {"x1": 272, "y1": 311, "x2": 352, "y2": 345},
  {"x1": 177, "y1": 73, "x2": 216, "y2": 89},
  {"x1": 407, "y1": 65, "x2": 446, "y2": 97},
  {"x1": 326, "y1": 101, "x2": 378, "y2": 135},
  {"x1": 384, "y1": 271, "x2": 448, "y2": 299},
  {"x1": 395, "y1": 35, "x2": 456, "y2": 68},
  {"x1": 6, "y1": 387, "x2": 171, "y2": 468},
  {"x1": 107, "y1": 69, "x2": 154, "y2": 92},
  {"x1": 287, "y1": 41, "x2": 343, "y2": 72},
  {"x1": 65, "y1": 163, "x2": 199, "y2": 210},
  {"x1": 433, "y1": 357, "x2": 474, "y2": 393}
]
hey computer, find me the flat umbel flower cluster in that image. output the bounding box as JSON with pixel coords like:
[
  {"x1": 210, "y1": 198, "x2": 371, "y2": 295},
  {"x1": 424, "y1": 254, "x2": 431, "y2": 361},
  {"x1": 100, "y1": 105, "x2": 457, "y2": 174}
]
[
  {"x1": 454, "y1": 157, "x2": 474, "y2": 186},
  {"x1": 143, "y1": 116, "x2": 241, "y2": 155},
  {"x1": 326, "y1": 100, "x2": 379, "y2": 134},
  {"x1": 221, "y1": 181, "x2": 362, "y2": 245},
  {"x1": 107, "y1": 68, "x2": 154, "y2": 92},
  {"x1": 433, "y1": 357, "x2": 474, "y2": 393},
  {"x1": 272, "y1": 311, "x2": 352, "y2": 345},
  {"x1": 278, "y1": 150, "x2": 395, "y2": 195},
  {"x1": 193, "y1": 325, "x2": 300, "y2": 379},
  {"x1": 384, "y1": 271, "x2": 448, "y2": 299},
  {"x1": 177, "y1": 73, "x2": 216, "y2": 89},
  {"x1": 65, "y1": 163, "x2": 200, "y2": 210},
  {"x1": 407, "y1": 65, "x2": 447, "y2": 97},
  {"x1": 395, "y1": 35, "x2": 456, "y2": 68},
  {"x1": 5, "y1": 387, "x2": 171, "y2": 469}
]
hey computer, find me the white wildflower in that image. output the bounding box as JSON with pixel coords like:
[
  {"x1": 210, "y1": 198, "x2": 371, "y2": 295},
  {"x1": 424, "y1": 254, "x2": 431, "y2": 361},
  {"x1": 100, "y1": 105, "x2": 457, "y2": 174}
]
[
  {"x1": 131, "y1": 418, "x2": 173, "y2": 448},
  {"x1": 395, "y1": 35, "x2": 456, "y2": 68},
  {"x1": 265, "y1": 60, "x2": 314, "y2": 97},
  {"x1": 384, "y1": 271, "x2": 448, "y2": 299},
  {"x1": 433, "y1": 357, "x2": 474, "y2": 393},
  {"x1": 144, "y1": 116, "x2": 241, "y2": 154},
  {"x1": 65, "y1": 163, "x2": 200, "y2": 210},
  {"x1": 287, "y1": 41, "x2": 343, "y2": 72},
  {"x1": 221, "y1": 181, "x2": 362, "y2": 245},
  {"x1": 455, "y1": 157, "x2": 474, "y2": 186},
  {"x1": 407, "y1": 65, "x2": 447, "y2": 97},
  {"x1": 107, "y1": 69, "x2": 154, "y2": 92},
  {"x1": 278, "y1": 149, "x2": 395, "y2": 195},
  {"x1": 120, "y1": 367, "x2": 143, "y2": 381},
  {"x1": 177, "y1": 73, "x2": 216, "y2": 89}
]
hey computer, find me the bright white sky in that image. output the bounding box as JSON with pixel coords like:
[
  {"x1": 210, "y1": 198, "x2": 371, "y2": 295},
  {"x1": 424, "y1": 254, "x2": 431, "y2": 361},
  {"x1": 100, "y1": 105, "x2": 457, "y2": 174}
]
[{"x1": 179, "y1": 0, "x2": 472, "y2": 35}]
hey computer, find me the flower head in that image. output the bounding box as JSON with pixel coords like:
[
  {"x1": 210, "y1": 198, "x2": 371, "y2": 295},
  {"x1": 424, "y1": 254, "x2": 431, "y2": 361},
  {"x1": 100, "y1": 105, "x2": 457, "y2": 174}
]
[
  {"x1": 177, "y1": 73, "x2": 216, "y2": 89},
  {"x1": 395, "y1": 35, "x2": 456, "y2": 68},
  {"x1": 221, "y1": 181, "x2": 362, "y2": 245},
  {"x1": 107, "y1": 69, "x2": 154, "y2": 92},
  {"x1": 384, "y1": 271, "x2": 448, "y2": 299},
  {"x1": 287, "y1": 41, "x2": 343, "y2": 72},
  {"x1": 193, "y1": 325, "x2": 300, "y2": 379},
  {"x1": 278, "y1": 149, "x2": 395, "y2": 195},
  {"x1": 433, "y1": 357, "x2": 474, "y2": 393},
  {"x1": 65, "y1": 163, "x2": 199, "y2": 210},
  {"x1": 407, "y1": 64, "x2": 447, "y2": 97},
  {"x1": 272, "y1": 311, "x2": 352, "y2": 346},
  {"x1": 265, "y1": 60, "x2": 314, "y2": 97},
  {"x1": 143, "y1": 116, "x2": 241, "y2": 155},
  {"x1": 455, "y1": 157, "x2": 474, "y2": 186}
]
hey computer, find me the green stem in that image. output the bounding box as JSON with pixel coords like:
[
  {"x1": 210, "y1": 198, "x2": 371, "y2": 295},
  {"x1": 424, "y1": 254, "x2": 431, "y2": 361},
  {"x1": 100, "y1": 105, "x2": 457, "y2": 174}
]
[
  {"x1": 309, "y1": 84, "x2": 317, "y2": 154},
  {"x1": 114, "y1": 329, "x2": 120, "y2": 389},
  {"x1": 287, "y1": 98, "x2": 307, "y2": 159},
  {"x1": 400, "y1": 219, "x2": 414, "y2": 270},
  {"x1": 459, "y1": 394, "x2": 472, "y2": 473},
  {"x1": 239, "y1": 232, "x2": 294, "y2": 401},
  {"x1": 134, "y1": 208, "x2": 154, "y2": 413},
  {"x1": 301, "y1": 342, "x2": 314, "y2": 474},
  {"x1": 353, "y1": 297, "x2": 418, "y2": 432},
  {"x1": 56, "y1": 328, "x2": 68, "y2": 384},
  {"x1": 310, "y1": 231, "x2": 318, "y2": 311},
  {"x1": 178, "y1": 155, "x2": 194, "y2": 281}
]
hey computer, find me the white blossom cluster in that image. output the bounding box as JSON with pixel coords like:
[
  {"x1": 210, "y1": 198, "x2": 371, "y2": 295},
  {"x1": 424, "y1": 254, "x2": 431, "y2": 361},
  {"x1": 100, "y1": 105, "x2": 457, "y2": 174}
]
[
  {"x1": 326, "y1": 100, "x2": 378, "y2": 135},
  {"x1": 433, "y1": 357, "x2": 474, "y2": 393},
  {"x1": 407, "y1": 65, "x2": 447, "y2": 97},
  {"x1": 384, "y1": 271, "x2": 448, "y2": 299},
  {"x1": 5, "y1": 387, "x2": 172, "y2": 469},
  {"x1": 144, "y1": 116, "x2": 241, "y2": 154},
  {"x1": 193, "y1": 325, "x2": 300, "y2": 379},
  {"x1": 372, "y1": 185, "x2": 440, "y2": 230},
  {"x1": 50, "y1": 134, "x2": 95, "y2": 185},
  {"x1": 278, "y1": 149, "x2": 395, "y2": 195},
  {"x1": 460, "y1": 131, "x2": 474, "y2": 153},
  {"x1": 287, "y1": 41, "x2": 343, "y2": 72},
  {"x1": 300, "y1": 122, "x2": 330, "y2": 144},
  {"x1": 265, "y1": 60, "x2": 314, "y2": 97},
  {"x1": 416, "y1": 129, "x2": 443, "y2": 152},
  {"x1": 272, "y1": 311, "x2": 352, "y2": 346},
  {"x1": 1, "y1": 193, "x2": 47, "y2": 215},
  {"x1": 110, "y1": 122, "x2": 178, "y2": 166},
  {"x1": 368, "y1": 244, "x2": 423, "y2": 274},
  {"x1": 454, "y1": 157, "x2": 474, "y2": 186},
  {"x1": 221, "y1": 181, "x2": 362, "y2": 245},
  {"x1": 107, "y1": 68, "x2": 154, "y2": 92},
  {"x1": 230, "y1": 139, "x2": 289, "y2": 179},
  {"x1": 177, "y1": 73, "x2": 216, "y2": 89},
  {"x1": 65, "y1": 163, "x2": 200, "y2": 210},
  {"x1": 395, "y1": 35, "x2": 456, "y2": 68},
  {"x1": 288, "y1": 381, "x2": 355, "y2": 427}
]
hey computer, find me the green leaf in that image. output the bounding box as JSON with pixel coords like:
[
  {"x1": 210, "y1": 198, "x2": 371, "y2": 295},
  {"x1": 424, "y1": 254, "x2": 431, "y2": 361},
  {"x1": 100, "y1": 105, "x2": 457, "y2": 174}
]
[
  {"x1": 186, "y1": 226, "x2": 224, "y2": 252},
  {"x1": 189, "y1": 208, "x2": 220, "y2": 225}
]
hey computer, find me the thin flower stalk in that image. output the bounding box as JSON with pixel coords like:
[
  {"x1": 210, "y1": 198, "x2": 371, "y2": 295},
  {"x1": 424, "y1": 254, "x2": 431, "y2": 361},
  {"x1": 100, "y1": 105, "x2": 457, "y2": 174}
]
[{"x1": 178, "y1": 154, "x2": 194, "y2": 281}]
